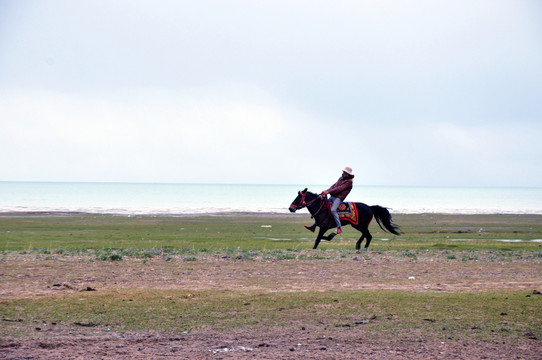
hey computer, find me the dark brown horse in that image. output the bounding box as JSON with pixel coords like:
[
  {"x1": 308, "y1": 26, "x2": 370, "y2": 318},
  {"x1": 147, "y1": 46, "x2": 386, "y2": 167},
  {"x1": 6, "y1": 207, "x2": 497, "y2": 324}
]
[{"x1": 289, "y1": 188, "x2": 401, "y2": 250}]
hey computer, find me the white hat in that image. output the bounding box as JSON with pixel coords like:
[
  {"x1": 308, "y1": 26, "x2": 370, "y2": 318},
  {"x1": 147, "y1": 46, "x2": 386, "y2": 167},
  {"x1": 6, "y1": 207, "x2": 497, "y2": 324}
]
[{"x1": 343, "y1": 166, "x2": 353, "y2": 175}]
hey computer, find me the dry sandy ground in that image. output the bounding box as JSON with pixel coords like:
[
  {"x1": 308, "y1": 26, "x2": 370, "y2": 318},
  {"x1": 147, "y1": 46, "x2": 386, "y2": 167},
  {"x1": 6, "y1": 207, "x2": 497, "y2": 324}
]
[
  {"x1": 2, "y1": 329, "x2": 537, "y2": 359},
  {"x1": 1, "y1": 251, "x2": 541, "y2": 359}
]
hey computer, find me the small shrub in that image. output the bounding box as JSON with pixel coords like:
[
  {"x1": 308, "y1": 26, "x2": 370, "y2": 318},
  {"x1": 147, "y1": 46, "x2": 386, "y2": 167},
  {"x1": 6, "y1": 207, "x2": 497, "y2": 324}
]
[
  {"x1": 275, "y1": 251, "x2": 297, "y2": 260},
  {"x1": 109, "y1": 253, "x2": 123, "y2": 261},
  {"x1": 402, "y1": 250, "x2": 418, "y2": 260}
]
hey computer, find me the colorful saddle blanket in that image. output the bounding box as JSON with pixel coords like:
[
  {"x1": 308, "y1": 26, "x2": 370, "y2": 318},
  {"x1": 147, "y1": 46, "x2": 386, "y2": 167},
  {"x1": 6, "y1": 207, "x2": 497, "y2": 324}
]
[{"x1": 329, "y1": 201, "x2": 359, "y2": 225}]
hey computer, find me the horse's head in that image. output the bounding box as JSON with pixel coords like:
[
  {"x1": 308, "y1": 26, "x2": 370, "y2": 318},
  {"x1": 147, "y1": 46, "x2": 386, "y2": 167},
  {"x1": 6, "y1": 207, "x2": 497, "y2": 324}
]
[{"x1": 289, "y1": 188, "x2": 308, "y2": 213}]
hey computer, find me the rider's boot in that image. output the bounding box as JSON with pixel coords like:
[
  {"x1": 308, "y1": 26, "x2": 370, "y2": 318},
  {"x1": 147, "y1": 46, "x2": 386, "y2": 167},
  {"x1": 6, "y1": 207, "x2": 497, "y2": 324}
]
[{"x1": 304, "y1": 225, "x2": 315, "y2": 232}]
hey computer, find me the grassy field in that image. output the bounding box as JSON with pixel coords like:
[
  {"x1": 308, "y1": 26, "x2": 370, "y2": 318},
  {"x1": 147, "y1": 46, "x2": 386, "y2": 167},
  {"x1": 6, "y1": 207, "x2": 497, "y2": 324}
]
[
  {"x1": 1, "y1": 213, "x2": 541, "y2": 252},
  {"x1": 2, "y1": 289, "x2": 539, "y2": 341},
  {"x1": 1, "y1": 213, "x2": 541, "y2": 358}
]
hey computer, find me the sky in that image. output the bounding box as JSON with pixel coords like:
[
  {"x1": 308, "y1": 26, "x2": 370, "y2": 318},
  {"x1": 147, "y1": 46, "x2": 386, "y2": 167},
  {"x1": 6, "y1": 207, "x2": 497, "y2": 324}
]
[{"x1": 1, "y1": 0, "x2": 541, "y2": 187}]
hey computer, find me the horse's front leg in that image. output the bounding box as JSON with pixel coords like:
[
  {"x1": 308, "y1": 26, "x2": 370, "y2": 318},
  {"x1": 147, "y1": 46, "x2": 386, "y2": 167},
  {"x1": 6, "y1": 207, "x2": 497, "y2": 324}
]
[{"x1": 313, "y1": 228, "x2": 327, "y2": 249}]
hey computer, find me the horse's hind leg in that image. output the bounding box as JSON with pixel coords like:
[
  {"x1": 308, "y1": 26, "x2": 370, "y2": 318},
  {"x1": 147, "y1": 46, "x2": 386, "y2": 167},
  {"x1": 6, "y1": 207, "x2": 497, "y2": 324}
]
[
  {"x1": 355, "y1": 227, "x2": 372, "y2": 250},
  {"x1": 363, "y1": 229, "x2": 373, "y2": 249},
  {"x1": 355, "y1": 234, "x2": 365, "y2": 250}
]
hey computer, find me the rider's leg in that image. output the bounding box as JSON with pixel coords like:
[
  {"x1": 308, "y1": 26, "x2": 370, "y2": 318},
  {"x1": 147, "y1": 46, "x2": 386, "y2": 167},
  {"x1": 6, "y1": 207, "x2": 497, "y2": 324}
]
[{"x1": 330, "y1": 196, "x2": 342, "y2": 232}]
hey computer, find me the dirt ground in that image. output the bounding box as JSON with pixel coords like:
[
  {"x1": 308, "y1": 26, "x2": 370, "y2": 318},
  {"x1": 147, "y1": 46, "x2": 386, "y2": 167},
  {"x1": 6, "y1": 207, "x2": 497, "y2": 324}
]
[
  {"x1": 1, "y1": 329, "x2": 538, "y2": 359},
  {"x1": 1, "y1": 251, "x2": 541, "y2": 359}
]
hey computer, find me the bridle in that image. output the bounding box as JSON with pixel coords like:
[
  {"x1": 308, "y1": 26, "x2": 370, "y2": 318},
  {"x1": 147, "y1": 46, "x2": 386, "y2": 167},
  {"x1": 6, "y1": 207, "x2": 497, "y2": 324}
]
[{"x1": 291, "y1": 191, "x2": 328, "y2": 218}]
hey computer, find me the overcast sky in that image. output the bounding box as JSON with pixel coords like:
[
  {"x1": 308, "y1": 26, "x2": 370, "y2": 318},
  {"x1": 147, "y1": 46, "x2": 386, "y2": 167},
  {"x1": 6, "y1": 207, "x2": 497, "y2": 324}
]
[{"x1": 1, "y1": 1, "x2": 541, "y2": 186}]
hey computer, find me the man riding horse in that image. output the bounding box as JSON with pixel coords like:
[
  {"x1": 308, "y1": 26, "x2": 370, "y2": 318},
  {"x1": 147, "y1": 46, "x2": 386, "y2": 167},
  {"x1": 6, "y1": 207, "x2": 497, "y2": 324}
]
[
  {"x1": 305, "y1": 166, "x2": 354, "y2": 235},
  {"x1": 289, "y1": 180, "x2": 401, "y2": 250}
]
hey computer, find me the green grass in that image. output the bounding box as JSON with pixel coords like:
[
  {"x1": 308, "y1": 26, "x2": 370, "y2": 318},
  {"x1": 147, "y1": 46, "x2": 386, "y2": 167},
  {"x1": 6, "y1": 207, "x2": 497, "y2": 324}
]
[
  {"x1": 1, "y1": 289, "x2": 540, "y2": 342},
  {"x1": 1, "y1": 213, "x2": 541, "y2": 253}
]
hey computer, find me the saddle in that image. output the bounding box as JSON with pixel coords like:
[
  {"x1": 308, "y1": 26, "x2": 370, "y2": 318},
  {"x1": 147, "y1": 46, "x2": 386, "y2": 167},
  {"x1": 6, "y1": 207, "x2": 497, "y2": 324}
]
[{"x1": 327, "y1": 200, "x2": 359, "y2": 225}]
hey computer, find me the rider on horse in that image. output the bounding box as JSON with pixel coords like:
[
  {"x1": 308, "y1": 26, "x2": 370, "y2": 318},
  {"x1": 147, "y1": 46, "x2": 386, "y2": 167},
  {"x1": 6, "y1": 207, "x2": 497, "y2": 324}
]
[{"x1": 305, "y1": 166, "x2": 355, "y2": 234}]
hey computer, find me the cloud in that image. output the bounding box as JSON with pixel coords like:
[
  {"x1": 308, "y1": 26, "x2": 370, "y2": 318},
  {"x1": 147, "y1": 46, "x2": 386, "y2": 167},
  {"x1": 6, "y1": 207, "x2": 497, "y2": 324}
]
[
  {"x1": 0, "y1": 86, "x2": 323, "y2": 183},
  {"x1": 1, "y1": 85, "x2": 541, "y2": 186}
]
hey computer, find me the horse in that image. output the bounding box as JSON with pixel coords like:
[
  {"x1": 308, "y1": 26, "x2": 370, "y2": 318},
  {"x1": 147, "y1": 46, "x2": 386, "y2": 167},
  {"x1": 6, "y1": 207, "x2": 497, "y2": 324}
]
[{"x1": 289, "y1": 188, "x2": 401, "y2": 250}]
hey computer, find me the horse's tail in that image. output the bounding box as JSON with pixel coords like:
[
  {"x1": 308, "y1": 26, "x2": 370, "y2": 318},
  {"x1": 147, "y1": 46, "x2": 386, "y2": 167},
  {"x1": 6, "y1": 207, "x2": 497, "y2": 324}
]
[{"x1": 371, "y1": 205, "x2": 401, "y2": 235}]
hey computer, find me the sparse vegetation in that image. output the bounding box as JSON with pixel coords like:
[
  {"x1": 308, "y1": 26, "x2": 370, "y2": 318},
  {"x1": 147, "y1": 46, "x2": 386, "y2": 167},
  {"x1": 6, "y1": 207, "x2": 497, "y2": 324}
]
[{"x1": 0, "y1": 213, "x2": 540, "y2": 358}]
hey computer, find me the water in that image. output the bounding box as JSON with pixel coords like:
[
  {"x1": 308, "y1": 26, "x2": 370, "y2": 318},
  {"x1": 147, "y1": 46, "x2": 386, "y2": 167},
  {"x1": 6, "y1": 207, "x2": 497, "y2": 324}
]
[{"x1": 0, "y1": 182, "x2": 541, "y2": 215}]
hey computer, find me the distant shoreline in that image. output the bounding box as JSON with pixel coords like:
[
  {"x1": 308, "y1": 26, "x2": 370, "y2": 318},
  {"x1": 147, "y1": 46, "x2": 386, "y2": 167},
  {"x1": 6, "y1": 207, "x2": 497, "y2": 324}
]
[
  {"x1": 1, "y1": 211, "x2": 541, "y2": 217},
  {"x1": 2, "y1": 183, "x2": 541, "y2": 215},
  {"x1": 0, "y1": 211, "x2": 300, "y2": 217}
]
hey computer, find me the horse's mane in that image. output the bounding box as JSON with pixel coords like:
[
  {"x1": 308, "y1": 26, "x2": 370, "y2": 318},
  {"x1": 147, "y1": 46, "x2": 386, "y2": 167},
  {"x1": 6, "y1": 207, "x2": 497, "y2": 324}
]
[{"x1": 304, "y1": 190, "x2": 320, "y2": 199}]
